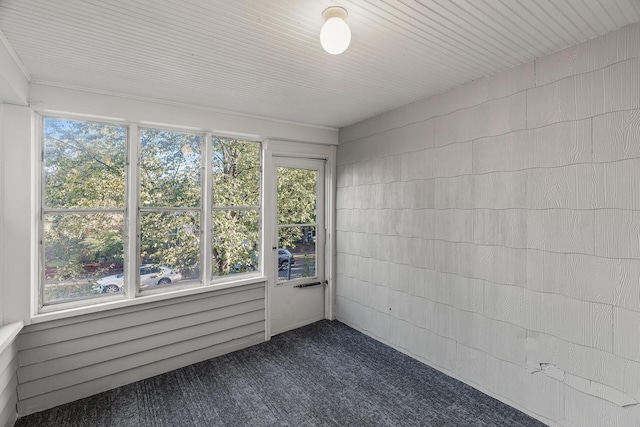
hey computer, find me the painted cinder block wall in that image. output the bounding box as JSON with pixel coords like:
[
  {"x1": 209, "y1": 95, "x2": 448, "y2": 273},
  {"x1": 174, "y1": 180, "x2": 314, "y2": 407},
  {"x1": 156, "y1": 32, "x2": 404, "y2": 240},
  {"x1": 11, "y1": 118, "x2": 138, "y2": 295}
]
[{"x1": 336, "y1": 22, "x2": 640, "y2": 426}]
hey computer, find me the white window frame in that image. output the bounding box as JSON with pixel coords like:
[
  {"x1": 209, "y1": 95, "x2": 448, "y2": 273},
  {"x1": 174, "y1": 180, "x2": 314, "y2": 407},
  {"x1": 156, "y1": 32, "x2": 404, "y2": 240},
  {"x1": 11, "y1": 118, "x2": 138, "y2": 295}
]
[
  {"x1": 35, "y1": 115, "x2": 265, "y2": 317},
  {"x1": 39, "y1": 115, "x2": 130, "y2": 311},
  {"x1": 136, "y1": 126, "x2": 206, "y2": 297},
  {"x1": 209, "y1": 134, "x2": 262, "y2": 284}
]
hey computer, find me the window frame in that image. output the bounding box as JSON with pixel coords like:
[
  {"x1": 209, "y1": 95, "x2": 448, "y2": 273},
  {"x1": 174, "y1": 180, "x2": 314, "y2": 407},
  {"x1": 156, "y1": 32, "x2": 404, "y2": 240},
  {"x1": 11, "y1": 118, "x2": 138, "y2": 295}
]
[
  {"x1": 37, "y1": 116, "x2": 264, "y2": 315},
  {"x1": 136, "y1": 126, "x2": 206, "y2": 296},
  {"x1": 210, "y1": 135, "x2": 262, "y2": 282},
  {"x1": 39, "y1": 116, "x2": 129, "y2": 309}
]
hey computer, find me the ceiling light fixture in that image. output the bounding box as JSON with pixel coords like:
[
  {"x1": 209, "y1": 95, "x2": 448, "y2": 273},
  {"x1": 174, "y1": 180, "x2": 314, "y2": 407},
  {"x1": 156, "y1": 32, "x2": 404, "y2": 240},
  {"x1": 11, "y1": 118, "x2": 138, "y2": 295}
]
[{"x1": 320, "y1": 6, "x2": 351, "y2": 55}]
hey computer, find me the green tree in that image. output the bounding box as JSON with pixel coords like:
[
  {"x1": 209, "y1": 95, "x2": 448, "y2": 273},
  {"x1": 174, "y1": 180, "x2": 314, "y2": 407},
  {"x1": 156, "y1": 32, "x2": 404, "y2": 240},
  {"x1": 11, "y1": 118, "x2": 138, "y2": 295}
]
[
  {"x1": 140, "y1": 129, "x2": 201, "y2": 208},
  {"x1": 44, "y1": 119, "x2": 125, "y2": 209},
  {"x1": 212, "y1": 138, "x2": 260, "y2": 276},
  {"x1": 43, "y1": 119, "x2": 126, "y2": 292},
  {"x1": 277, "y1": 167, "x2": 316, "y2": 250},
  {"x1": 139, "y1": 130, "x2": 202, "y2": 278},
  {"x1": 43, "y1": 119, "x2": 318, "y2": 301}
]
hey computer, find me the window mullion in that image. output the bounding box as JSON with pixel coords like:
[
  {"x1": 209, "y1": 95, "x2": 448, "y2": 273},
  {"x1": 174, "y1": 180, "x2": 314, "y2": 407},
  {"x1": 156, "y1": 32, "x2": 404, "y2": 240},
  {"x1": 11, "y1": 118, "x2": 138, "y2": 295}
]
[
  {"x1": 37, "y1": 115, "x2": 45, "y2": 313},
  {"x1": 202, "y1": 132, "x2": 213, "y2": 285},
  {"x1": 125, "y1": 123, "x2": 139, "y2": 299}
]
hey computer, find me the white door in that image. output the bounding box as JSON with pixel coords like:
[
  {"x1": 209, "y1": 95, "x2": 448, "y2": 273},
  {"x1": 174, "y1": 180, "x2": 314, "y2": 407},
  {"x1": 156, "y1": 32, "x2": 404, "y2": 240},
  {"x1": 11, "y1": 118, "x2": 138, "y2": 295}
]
[{"x1": 269, "y1": 157, "x2": 326, "y2": 336}]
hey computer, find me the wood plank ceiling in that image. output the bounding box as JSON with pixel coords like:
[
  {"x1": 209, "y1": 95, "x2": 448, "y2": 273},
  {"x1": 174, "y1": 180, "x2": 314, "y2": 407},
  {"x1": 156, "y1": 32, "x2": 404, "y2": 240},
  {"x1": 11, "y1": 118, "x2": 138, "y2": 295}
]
[{"x1": 1, "y1": 0, "x2": 639, "y2": 128}]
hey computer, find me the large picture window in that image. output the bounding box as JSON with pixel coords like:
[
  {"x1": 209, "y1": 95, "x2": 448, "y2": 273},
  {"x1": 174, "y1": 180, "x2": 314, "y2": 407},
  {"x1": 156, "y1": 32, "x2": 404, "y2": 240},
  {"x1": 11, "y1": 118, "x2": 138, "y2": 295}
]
[{"x1": 41, "y1": 118, "x2": 262, "y2": 310}]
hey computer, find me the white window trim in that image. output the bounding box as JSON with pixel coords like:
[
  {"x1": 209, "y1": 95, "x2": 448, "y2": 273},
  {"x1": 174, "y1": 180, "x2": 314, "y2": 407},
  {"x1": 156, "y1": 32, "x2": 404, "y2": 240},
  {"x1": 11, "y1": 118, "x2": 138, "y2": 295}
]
[
  {"x1": 136, "y1": 125, "x2": 207, "y2": 295},
  {"x1": 31, "y1": 275, "x2": 267, "y2": 324}
]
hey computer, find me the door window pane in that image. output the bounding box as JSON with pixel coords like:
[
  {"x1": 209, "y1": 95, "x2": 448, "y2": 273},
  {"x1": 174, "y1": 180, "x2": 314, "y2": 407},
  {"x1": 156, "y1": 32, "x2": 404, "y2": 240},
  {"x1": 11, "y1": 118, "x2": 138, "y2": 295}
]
[
  {"x1": 140, "y1": 211, "x2": 200, "y2": 289},
  {"x1": 278, "y1": 226, "x2": 316, "y2": 282},
  {"x1": 44, "y1": 213, "x2": 124, "y2": 303},
  {"x1": 277, "y1": 168, "x2": 316, "y2": 225},
  {"x1": 277, "y1": 166, "x2": 318, "y2": 283}
]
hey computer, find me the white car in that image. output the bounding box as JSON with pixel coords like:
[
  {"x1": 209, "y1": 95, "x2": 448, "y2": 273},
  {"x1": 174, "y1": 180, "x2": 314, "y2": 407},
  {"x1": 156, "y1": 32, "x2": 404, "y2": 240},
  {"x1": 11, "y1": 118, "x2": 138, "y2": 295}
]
[{"x1": 94, "y1": 265, "x2": 182, "y2": 293}]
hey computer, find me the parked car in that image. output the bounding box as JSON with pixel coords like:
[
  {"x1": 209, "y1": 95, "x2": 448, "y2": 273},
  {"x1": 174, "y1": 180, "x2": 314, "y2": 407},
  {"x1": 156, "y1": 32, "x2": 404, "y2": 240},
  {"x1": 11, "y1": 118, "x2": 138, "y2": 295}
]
[
  {"x1": 93, "y1": 265, "x2": 182, "y2": 293},
  {"x1": 278, "y1": 249, "x2": 294, "y2": 270}
]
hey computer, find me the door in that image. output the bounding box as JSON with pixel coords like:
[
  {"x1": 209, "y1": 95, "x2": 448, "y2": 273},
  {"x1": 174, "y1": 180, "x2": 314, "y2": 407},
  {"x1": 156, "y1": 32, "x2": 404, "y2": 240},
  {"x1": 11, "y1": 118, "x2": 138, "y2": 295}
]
[{"x1": 269, "y1": 157, "x2": 326, "y2": 336}]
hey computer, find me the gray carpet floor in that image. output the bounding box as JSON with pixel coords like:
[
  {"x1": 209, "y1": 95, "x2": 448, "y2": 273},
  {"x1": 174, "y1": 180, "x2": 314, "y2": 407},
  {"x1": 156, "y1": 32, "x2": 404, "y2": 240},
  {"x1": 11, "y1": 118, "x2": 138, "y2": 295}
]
[{"x1": 15, "y1": 320, "x2": 546, "y2": 426}]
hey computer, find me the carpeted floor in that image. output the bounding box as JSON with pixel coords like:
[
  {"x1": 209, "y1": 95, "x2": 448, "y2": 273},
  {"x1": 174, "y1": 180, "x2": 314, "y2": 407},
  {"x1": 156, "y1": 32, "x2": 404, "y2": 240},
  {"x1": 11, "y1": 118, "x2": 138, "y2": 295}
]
[{"x1": 15, "y1": 320, "x2": 546, "y2": 426}]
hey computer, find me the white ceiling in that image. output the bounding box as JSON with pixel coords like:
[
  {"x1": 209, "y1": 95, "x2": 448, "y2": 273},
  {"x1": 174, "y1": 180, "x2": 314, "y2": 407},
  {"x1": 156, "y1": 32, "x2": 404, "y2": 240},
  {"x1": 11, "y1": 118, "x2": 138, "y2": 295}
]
[{"x1": 1, "y1": 0, "x2": 639, "y2": 129}]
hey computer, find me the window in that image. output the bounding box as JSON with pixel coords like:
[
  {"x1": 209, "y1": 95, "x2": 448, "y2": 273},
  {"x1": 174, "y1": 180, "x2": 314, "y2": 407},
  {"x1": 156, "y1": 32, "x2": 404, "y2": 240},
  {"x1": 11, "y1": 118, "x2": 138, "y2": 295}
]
[
  {"x1": 211, "y1": 137, "x2": 261, "y2": 278},
  {"x1": 139, "y1": 129, "x2": 202, "y2": 291},
  {"x1": 42, "y1": 118, "x2": 126, "y2": 304},
  {"x1": 41, "y1": 118, "x2": 262, "y2": 310}
]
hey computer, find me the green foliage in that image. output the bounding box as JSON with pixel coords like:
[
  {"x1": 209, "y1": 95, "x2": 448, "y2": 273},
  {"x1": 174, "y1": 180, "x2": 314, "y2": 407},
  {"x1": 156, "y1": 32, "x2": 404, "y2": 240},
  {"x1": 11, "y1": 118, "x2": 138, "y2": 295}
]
[
  {"x1": 302, "y1": 254, "x2": 312, "y2": 277},
  {"x1": 44, "y1": 118, "x2": 125, "y2": 209},
  {"x1": 277, "y1": 168, "x2": 316, "y2": 249},
  {"x1": 139, "y1": 129, "x2": 203, "y2": 278},
  {"x1": 43, "y1": 120, "x2": 266, "y2": 301},
  {"x1": 213, "y1": 137, "x2": 260, "y2": 207},
  {"x1": 212, "y1": 210, "x2": 259, "y2": 276},
  {"x1": 211, "y1": 138, "x2": 261, "y2": 276},
  {"x1": 43, "y1": 119, "x2": 320, "y2": 302},
  {"x1": 44, "y1": 213, "x2": 124, "y2": 277},
  {"x1": 43, "y1": 117, "x2": 126, "y2": 303},
  {"x1": 140, "y1": 211, "x2": 201, "y2": 278},
  {"x1": 140, "y1": 129, "x2": 201, "y2": 207}
]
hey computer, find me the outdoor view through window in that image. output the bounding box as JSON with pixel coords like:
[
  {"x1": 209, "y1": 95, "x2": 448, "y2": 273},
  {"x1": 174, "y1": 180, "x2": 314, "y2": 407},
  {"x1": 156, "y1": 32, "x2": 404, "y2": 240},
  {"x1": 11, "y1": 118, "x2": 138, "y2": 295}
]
[
  {"x1": 277, "y1": 167, "x2": 318, "y2": 282},
  {"x1": 42, "y1": 118, "x2": 261, "y2": 307}
]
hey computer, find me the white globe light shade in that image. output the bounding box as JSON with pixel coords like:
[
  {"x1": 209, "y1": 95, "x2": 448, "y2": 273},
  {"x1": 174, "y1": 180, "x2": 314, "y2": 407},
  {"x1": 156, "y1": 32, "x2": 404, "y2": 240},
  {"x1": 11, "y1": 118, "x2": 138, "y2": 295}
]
[{"x1": 320, "y1": 14, "x2": 351, "y2": 54}]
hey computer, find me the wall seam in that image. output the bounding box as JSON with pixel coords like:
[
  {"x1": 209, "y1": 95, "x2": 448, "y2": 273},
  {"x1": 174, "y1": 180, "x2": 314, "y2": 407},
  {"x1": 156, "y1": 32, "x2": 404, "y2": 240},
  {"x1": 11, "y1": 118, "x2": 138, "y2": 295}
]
[{"x1": 0, "y1": 104, "x2": 4, "y2": 326}]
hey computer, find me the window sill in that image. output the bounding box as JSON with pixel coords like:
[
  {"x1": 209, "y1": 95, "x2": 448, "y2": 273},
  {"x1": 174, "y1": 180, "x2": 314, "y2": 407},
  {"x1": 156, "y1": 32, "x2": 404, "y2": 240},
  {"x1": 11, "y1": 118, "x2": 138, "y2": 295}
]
[
  {"x1": 0, "y1": 321, "x2": 24, "y2": 354},
  {"x1": 30, "y1": 274, "x2": 266, "y2": 325}
]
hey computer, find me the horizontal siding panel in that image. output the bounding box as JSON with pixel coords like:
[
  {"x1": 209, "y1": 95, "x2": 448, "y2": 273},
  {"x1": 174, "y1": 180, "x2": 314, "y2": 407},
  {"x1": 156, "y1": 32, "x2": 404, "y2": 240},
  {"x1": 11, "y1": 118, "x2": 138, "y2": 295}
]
[
  {"x1": 20, "y1": 298, "x2": 264, "y2": 367},
  {"x1": 16, "y1": 284, "x2": 266, "y2": 415},
  {"x1": 0, "y1": 390, "x2": 18, "y2": 427},
  {"x1": 19, "y1": 284, "x2": 264, "y2": 349},
  {"x1": 0, "y1": 340, "x2": 17, "y2": 377},
  {"x1": 18, "y1": 320, "x2": 264, "y2": 400},
  {"x1": 0, "y1": 340, "x2": 18, "y2": 427},
  {"x1": 0, "y1": 373, "x2": 18, "y2": 426},
  {"x1": 19, "y1": 308, "x2": 264, "y2": 382},
  {"x1": 23, "y1": 283, "x2": 264, "y2": 334},
  {"x1": 17, "y1": 331, "x2": 264, "y2": 416}
]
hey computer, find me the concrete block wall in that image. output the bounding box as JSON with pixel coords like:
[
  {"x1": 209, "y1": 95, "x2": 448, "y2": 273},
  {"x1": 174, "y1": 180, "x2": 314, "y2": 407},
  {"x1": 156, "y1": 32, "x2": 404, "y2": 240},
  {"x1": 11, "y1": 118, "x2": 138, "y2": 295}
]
[{"x1": 336, "y1": 22, "x2": 640, "y2": 426}]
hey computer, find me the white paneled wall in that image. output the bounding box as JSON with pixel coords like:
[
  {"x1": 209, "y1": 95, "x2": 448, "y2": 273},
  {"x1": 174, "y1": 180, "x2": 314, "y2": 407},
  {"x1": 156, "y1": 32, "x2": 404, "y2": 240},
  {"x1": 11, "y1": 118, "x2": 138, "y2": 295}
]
[
  {"x1": 17, "y1": 283, "x2": 265, "y2": 416},
  {"x1": 336, "y1": 22, "x2": 640, "y2": 427},
  {"x1": 0, "y1": 104, "x2": 32, "y2": 325},
  {"x1": 0, "y1": 323, "x2": 21, "y2": 427}
]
